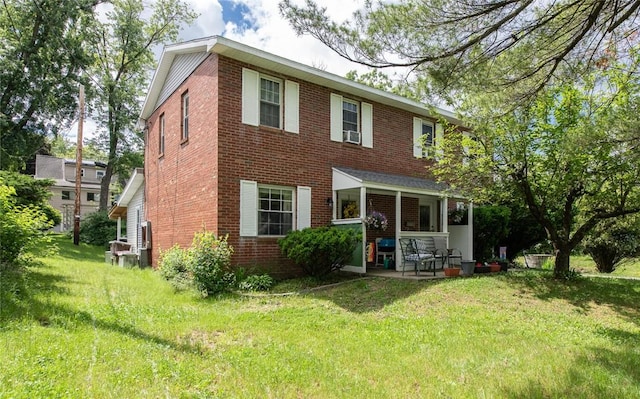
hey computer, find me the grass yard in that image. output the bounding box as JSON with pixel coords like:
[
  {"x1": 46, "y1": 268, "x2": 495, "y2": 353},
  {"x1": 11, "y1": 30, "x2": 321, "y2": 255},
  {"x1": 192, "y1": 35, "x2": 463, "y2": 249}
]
[{"x1": 1, "y1": 235, "x2": 640, "y2": 398}]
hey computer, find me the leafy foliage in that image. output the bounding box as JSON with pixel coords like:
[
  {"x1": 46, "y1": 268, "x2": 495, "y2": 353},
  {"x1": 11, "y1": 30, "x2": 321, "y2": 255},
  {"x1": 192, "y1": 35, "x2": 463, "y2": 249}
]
[
  {"x1": 157, "y1": 231, "x2": 235, "y2": 296},
  {"x1": 583, "y1": 216, "x2": 640, "y2": 273},
  {"x1": 238, "y1": 274, "x2": 276, "y2": 292},
  {"x1": 158, "y1": 244, "x2": 192, "y2": 291},
  {"x1": 279, "y1": 226, "x2": 361, "y2": 278},
  {"x1": 434, "y1": 54, "x2": 640, "y2": 278},
  {"x1": 83, "y1": 0, "x2": 196, "y2": 210},
  {"x1": 188, "y1": 232, "x2": 235, "y2": 297},
  {"x1": 0, "y1": 171, "x2": 60, "y2": 226},
  {"x1": 0, "y1": 0, "x2": 94, "y2": 170},
  {"x1": 79, "y1": 211, "x2": 116, "y2": 248},
  {"x1": 0, "y1": 185, "x2": 54, "y2": 267},
  {"x1": 281, "y1": 0, "x2": 640, "y2": 104},
  {"x1": 473, "y1": 206, "x2": 510, "y2": 262}
]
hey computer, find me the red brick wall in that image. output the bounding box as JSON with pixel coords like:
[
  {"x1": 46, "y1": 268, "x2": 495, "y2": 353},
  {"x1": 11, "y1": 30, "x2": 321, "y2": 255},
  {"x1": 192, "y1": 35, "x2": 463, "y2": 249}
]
[
  {"x1": 145, "y1": 53, "x2": 441, "y2": 278},
  {"x1": 145, "y1": 54, "x2": 220, "y2": 264}
]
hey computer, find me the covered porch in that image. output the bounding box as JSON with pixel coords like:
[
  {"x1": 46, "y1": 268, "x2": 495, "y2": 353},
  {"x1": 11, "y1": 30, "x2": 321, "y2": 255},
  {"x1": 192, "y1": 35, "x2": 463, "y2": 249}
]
[{"x1": 330, "y1": 167, "x2": 473, "y2": 274}]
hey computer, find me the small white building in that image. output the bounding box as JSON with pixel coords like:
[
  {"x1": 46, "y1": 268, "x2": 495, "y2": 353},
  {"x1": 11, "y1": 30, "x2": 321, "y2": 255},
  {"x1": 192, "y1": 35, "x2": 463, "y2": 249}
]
[
  {"x1": 108, "y1": 168, "x2": 148, "y2": 266},
  {"x1": 34, "y1": 154, "x2": 111, "y2": 232}
]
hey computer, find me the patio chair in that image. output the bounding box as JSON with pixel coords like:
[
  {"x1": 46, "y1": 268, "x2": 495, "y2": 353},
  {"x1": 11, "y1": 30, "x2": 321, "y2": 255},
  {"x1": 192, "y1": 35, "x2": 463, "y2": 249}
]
[
  {"x1": 433, "y1": 236, "x2": 462, "y2": 267},
  {"x1": 399, "y1": 238, "x2": 436, "y2": 276},
  {"x1": 414, "y1": 238, "x2": 444, "y2": 276}
]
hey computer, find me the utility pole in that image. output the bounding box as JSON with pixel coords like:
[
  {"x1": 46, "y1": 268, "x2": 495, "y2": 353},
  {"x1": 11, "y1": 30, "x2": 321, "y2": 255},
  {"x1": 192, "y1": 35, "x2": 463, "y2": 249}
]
[{"x1": 73, "y1": 85, "x2": 84, "y2": 245}]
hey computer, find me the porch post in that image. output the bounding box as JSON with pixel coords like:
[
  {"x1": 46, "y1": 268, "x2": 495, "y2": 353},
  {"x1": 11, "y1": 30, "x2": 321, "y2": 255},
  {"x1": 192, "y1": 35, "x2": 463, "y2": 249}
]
[
  {"x1": 116, "y1": 217, "x2": 122, "y2": 241},
  {"x1": 467, "y1": 201, "x2": 474, "y2": 261},
  {"x1": 441, "y1": 197, "x2": 448, "y2": 235},
  {"x1": 360, "y1": 187, "x2": 367, "y2": 271},
  {"x1": 395, "y1": 190, "x2": 402, "y2": 271}
]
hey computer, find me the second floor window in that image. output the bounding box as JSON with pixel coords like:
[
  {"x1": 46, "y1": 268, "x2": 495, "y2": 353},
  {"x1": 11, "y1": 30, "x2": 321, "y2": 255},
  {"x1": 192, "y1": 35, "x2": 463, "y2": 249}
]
[
  {"x1": 159, "y1": 113, "x2": 165, "y2": 154},
  {"x1": 260, "y1": 77, "x2": 281, "y2": 128},
  {"x1": 96, "y1": 170, "x2": 105, "y2": 180},
  {"x1": 422, "y1": 121, "x2": 434, "y2": 148},
  {"x1": 181, "y1": 92, "x2": 189, "y2": 141},
  {"x1": 342, "y1": 99, "x2": 359, "y2": 133},
  {"x1": 87, "y1": 192, "x2": 99, "y2": 202},
  {"x1": 62, "y1": 191, "x2": 72, "y2": 200}
]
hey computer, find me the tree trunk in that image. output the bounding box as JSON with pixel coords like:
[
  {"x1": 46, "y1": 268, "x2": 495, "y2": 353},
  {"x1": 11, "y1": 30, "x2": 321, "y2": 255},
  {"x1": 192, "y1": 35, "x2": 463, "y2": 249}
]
[{"x1": 553, "y1": 246, "x2": 570, "y2": 278}]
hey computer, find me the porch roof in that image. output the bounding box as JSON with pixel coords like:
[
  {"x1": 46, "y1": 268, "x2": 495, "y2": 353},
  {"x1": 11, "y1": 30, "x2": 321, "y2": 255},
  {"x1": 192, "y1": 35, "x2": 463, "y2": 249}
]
[{"x1": 333, "y1": 167, "x2": 458, "y2": 197}]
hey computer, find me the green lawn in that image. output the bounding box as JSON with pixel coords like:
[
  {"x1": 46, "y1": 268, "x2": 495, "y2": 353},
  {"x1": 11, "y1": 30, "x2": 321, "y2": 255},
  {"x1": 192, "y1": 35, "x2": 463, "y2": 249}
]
[{"x1": 1, "y1": 235, "x2": 640, "y2": 398}]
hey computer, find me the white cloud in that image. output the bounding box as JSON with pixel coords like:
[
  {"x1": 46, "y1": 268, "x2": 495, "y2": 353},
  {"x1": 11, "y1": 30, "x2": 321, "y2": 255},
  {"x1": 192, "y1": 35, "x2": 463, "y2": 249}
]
[{"x1": 180, "y1": 0, "x2": 372, "y2": 77}]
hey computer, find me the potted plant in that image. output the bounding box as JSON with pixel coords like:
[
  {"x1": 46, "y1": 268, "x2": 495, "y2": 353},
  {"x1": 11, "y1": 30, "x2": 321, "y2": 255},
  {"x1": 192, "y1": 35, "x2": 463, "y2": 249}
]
[
  {"x1": 443, "y1": 263, "x2": 461, "y2": 277},
  {"x1": 364, "y1": 210, "x2": 388, "y2": 231}
]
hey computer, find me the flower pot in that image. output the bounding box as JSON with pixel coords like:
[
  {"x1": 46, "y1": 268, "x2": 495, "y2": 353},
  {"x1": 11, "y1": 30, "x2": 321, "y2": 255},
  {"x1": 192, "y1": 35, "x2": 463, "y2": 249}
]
[
  {"x1": 444, "y1": 267, "x2": 461, "y2": 277},
  {"x1": 461, "y1": 260, "x2": 475, "y2": 276},
  {"x1": 489, "y1": 263, "x2": 501, "y2": 272}
]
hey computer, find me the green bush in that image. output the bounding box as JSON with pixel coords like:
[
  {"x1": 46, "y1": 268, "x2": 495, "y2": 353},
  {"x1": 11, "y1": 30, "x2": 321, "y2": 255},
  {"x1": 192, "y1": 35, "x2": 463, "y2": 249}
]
[
  {"x1": 584, "y1": 216, "x2": 640, "y2": 273},
  {"x1": 158, "y1": 231, "x2": 235, "y2": 296},
  {"x1": 158, "y1": 245, "x2": 192, "y2": 291},
  {"x1": 278, "y1": 226, "x2": 361, "y2": 278},
  {"x1": 473, "y1": 206, "x2": 511, "y2": 261},
  {"x1": 79, "y1": 211, "x2": 116, "y2": 248},
  {"x1": 0, "y1": 171, "x2": 61, "y2": 226},
  {"x1": 0, "y1": 185, "x2": 54, "y2": 267},
  {"x1": 238, "y1": 274, "x2": 275, "y2": 292},
  {"x1": 188, "y1": 232, "x2": 235, "y2": 296}
]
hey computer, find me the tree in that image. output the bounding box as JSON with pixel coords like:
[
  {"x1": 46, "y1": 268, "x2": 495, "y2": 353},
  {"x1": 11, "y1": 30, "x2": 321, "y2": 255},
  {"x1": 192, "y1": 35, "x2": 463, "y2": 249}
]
[
  {"x1": 0, "y1": 170, "x2": 60, "y2": 226},
  {"x1": 83, "y1": 0, "x2": 196, "y2": 211},
  {"x1": 280, "y1": 0, "x2": 640, "y2": 103},
  {"x1": 434, "y1": 54, "x2": 640, "y2": 278},
  {"x1": 583, "y1": 215, "x2": 640, "y2": 273},
  {"x1": 0, "y1": 0, "x2": 97, "y2": 171}
]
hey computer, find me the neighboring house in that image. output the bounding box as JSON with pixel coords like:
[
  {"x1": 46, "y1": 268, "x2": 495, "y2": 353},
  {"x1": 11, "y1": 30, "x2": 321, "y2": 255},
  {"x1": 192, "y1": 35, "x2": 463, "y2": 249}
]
[
  {"x1": 34, "y1": 154, "x2": 110, "y2": 232},
  {"x1": 139, "y1": 36, "x2": 473, "y2": 278},
  {"x1": 108, "y1": 168, "x2": 149, "y2": 266}
]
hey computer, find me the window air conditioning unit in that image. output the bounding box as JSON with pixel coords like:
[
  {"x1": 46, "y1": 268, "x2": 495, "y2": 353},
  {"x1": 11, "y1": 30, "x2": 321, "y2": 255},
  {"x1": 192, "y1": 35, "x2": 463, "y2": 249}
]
[{"x1": 343, "y1": 130, "x2": 361, "y2": 144}]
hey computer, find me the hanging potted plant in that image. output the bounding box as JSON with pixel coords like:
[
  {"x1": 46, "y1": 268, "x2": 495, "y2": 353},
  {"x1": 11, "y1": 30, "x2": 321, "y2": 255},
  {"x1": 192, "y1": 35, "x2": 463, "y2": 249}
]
[{"x1": 364, "y1": 210, "x2": 388, "y2": 231}]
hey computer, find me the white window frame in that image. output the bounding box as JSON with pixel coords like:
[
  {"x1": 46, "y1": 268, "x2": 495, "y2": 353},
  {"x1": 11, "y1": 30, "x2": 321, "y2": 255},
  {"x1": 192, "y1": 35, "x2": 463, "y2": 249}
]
[
  {"x1": 159, "y1": 113, "x2": 165, "y2": 155},
  {"x1": 181, "y1": 91, "x2": 189, "y2": 141},
  {"x1": 342, "y1": 98, "x2": 359, "y2": 134},
  {"x1": 413, "y1": 117, "x2": 442, "y2": 158},
  {"x1": 240, "y1": 180, "x2": 311, "y2": 237},
  {"x1": 259, "y1": 75, "x2": 283, "y2": 129},
  {"x1": 242, "y1": 68, "x2": 299, "y2": 133},
  {"x1": 257, "y1": 185, "x2": 295, "y2": 236},
  {"x1": 330, "y1": 93, "x2": 373, "y2": 147},
  {"x1": 96, "y1": 170, "x2": 105, "y2": 179}
]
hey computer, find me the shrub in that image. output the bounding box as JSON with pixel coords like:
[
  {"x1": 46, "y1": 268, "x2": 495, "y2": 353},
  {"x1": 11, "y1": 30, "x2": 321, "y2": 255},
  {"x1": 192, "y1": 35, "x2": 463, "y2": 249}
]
[
  {"x1": 238, "y1": 274, "x2": 275, "y2": 292},
  {"x1": 0, "y1": 171, "x2": 61, "y2": 227},
  {"x1": 79, "y1": 211, "x2": 116, "y2": 248},
  {"x1": 157, "y1": 231, "x2": 236, "y2": 296},
  {"x1": 0, "y1": 185, "x2": 54, "y2": 268},
  {"x1": 188, "y1": 231, "x2": 235, "y2": 296},
  {"x1": 278, "y1": 226, "x2": 361, "y2": 278},
  {"x1": 583, "y1": 216, "x2": 640, "y2": 273},
  {"x1": 473, "y1": 206, "x2": 510, "y2": 261},
  {"x1": 158, "y1": 245, "x2": 192, "y2": 291}
]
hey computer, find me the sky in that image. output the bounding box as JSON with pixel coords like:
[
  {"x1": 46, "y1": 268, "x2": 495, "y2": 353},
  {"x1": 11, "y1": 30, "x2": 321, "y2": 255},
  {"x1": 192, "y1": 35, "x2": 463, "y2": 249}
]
[
  {"x1": 68, "y1": 0, "x2": 376, "y2": 141},
  {"x1": 177, "y1": 0, "x2": 370, "y2": 77}
]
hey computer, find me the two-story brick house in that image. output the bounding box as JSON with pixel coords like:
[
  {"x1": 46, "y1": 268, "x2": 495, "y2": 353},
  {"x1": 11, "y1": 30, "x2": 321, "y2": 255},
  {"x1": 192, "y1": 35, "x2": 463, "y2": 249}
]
[
  {"x1": 34, "y1": 154, "x2": 111, "y2": 232},
  {"x1": 140, "y1": 36, "x2": 472, "y2": 277}
]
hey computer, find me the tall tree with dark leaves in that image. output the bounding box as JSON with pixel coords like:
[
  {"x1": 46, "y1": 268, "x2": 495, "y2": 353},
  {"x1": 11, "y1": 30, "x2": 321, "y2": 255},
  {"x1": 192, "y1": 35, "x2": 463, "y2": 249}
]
[
  {"x1": 280, "y1": 0, "x2": 640, "y2": 104},
  {"x1": 83, "y1": 0, "x2": 196, "y2": 211},
  {"x1": 0, "y1": 0, "x2": 96, "y2": 170}
]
